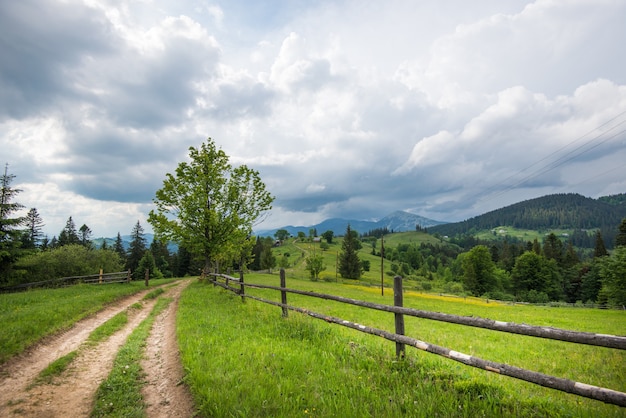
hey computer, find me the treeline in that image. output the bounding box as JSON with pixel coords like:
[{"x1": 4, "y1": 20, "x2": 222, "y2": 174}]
[
  {"x1": 380, "y1": 220, "x2": 626, "y2": 307},
  {"x1": 0, "y1": 166, "x2": 205, "y2": 286},
  {"x1": 429, "y1": 193, "x2": 626, "y2": 248}
]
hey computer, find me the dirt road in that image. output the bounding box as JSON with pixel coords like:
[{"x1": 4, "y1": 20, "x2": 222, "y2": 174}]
[{"x1": 0, "y1": 280, "x2": 195, "y2": 417}]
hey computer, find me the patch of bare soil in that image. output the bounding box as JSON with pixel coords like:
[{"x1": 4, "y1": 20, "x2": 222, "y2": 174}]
[
  {"x1": 141, "y1": 282, "x2": 195, "y2": 417},
  {"x1": 0, "y1": 280, "x2": 196, "y2": 417}
]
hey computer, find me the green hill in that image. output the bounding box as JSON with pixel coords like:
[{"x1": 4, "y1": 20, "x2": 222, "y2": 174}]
[{"x1": 429, "y1": 193, "x2": 626, "y2": 248}]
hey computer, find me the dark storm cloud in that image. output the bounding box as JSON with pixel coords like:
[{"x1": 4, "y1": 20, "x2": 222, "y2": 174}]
[{"x1": 0, "y1": 0, "x2": 117, "y2": 119}]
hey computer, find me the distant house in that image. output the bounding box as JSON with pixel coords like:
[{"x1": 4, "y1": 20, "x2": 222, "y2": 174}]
[
  {"x1": 274, "y1": 240, "x2": 282, "y2": 247},
  {"x1": 312, "y1": 237, "x2": 321, "y2": 242}
]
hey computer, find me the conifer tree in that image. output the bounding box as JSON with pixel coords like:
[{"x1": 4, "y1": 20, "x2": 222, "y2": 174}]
[
  {"x1": 22, "y1": 207, "x2": 44, "y2": 249},
  {"x1": 113, "y1": 232, "x2": 127, "y2": 265},
  {"x1": 127, "y1": 221, "x2": 146, "y2": 279},
  {"x1": 616, "y1": 218, "x2": 626, "y2": 248},
  {"x1": 79, "y1": 224, "x2": 93, "y2": 248},
  {"x1": 0, "y1": 164, "x2": 25, "y2": 280},
  {"x1": 594, "y1": 231, "x2": 608, "y2": 258},
  {"x1": 58, "y1": 216, "x2": 80, "y2": 246},
  {"x1": 339, "y1": 224, "x2": 362, "y2": 280}
]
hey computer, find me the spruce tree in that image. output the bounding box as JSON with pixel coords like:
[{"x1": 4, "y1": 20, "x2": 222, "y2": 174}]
[
  {"x1": 339, "y1": 224, "x2": 362, "y2": 280},
  {"x1": 22, "y1": 207, "x2": 44, "y2": 249},
  {"x1": 127, "y1": 221, "x2": 146, "y2": 279},
  {"x1": 616, "y1": 218, "x2": 626, "y2": 248},
  {"x1": 113, "y1": 232, "x2": 127, "y2": 265},
  {"x1": 58, "y1": 216, "x2": 80, "y2": 246},
  {"x1": 0, "y1": 164, "x2": 25, "y2": 280},
  {"x1": 594, "y1": 231, "x2": 608, "y2": 258}
]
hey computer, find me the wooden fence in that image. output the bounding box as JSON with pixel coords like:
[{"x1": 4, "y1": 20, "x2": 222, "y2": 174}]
[
  {"x1": 208, "y1": 269, "x2": 626, "y2": 408},
  {"x1": 0, "y1": 270, "x2": 131, "y2": 293}
]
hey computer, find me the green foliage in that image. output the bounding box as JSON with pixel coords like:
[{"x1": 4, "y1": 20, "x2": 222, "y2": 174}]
[
  {"x1": 321, "y1": 230, "x2": 334, "y2": 243},
  {"x1": 274, "y1": 229, "x2": 290, "y2": 241},
  {"x1": 0, "y1": 164, "x2": 25, "y2": 281},
  {"x1": 305, "y1": 254, "x2": 326, "y2": 280},
  {"x1": 430, "y1": 193, "x2": 626, "y2": 248},
  {"x1": 11, "y1": 245, "x2": 123, "y2": 284},
  {"x1": 598, "y1": 246, "x2": 626, "y2": 307},
  {"x1": 338, "y1": 225, "x2": 361, "y2": 280},
  {"x1": 134, "y1": 250, "x2": 164, "y2": 281},
  {"x1": 126, "y1": 221, "x2": 146, "y2": 277},
  {"x1": 58, "y1": 216, "x2": 80, "y2": 247},
  {"x1": 511, "y1": 252, "x2": 562, "y2": 301},
  {"x1": 149, "y1": 138, "x2": 274, "y2": 273},
  {"x1": 461, "y1": 245, "x2": 496, "y2": 296},
  {"x1": 616, "y1": 218, "x2": 626, "y2": 248}
]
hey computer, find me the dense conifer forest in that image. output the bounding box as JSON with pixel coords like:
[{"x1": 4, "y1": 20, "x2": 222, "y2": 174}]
[{"x1": 429, "y1": 193, "x2": 626, "y2": 248}]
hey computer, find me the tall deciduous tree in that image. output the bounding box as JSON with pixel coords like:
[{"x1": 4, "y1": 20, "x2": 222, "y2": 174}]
[
  {"x1": 461, "y1": 245, "x2": 496, "y2": 296},
  {"x1": 339, "y1": 224, "x2": 361, "y2": 280},
  {"x1": 0, "y1": 164, "x2": 25, "y2": 280},
  {"x1": 149, "y1": 138, "x2": 274, "y2": 273}
]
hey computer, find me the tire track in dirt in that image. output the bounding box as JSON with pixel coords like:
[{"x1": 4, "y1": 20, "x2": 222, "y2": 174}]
[
  {"x1": 141, "y1": 280, "x2": 195, "y2": 417},
  {"x1": 0, "y1": 281, "x2": 195, "y2": 417},
  {"x1": 0, "y1": 289, "x2": 153, "y2": 414}
]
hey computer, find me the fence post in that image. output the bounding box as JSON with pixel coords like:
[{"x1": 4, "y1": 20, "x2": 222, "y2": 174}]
[
  {"x1": 99, "y1": 268, "x2": 103, "y2": 284},
  {"x1": 127, "y1": 269, "x2": 131, "y2": 283},
  {"x1": 280, "y1": 268, "x2": 288, "y2": 317},
  {"x1": 393, "y1": 275, "x2": 405, "y2": 359},
  {"x1": 239, "y1": 268, "x2": 245, "y2": 302},
  {"x1": 145, "y1": 269, "x2": 149, "y2": 287}
]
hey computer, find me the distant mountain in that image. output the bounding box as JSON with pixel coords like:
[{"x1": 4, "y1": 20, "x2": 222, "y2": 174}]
[
  {"x1": 254, "y1": 211, "x2": 446, "y2": 238},
  {"x1": 428, "y1": 193, "x2": 626, "y2": 247}
]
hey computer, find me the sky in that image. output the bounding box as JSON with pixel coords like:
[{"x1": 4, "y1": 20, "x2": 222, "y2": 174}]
[{"x1": 1, "y1": 0, "x2": 626, "y2": 239}]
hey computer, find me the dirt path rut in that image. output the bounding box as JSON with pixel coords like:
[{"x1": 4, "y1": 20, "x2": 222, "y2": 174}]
[{"x1": 0, "y1": 280, "x2": 195, "y2": 417}]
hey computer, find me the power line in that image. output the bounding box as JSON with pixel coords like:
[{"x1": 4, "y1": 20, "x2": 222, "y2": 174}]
[{"x1": 474, "y1": 110, "x2": 626, "y2": 206}]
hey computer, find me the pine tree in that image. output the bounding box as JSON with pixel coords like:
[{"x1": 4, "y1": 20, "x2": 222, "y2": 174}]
[
  {"x1": 594, "y1": 231, "x2": 608, "y2": 258},
  {"x1": 339, "y1": 224, "x2": 362, "y2": 280},
  {"x1": 127, "y1": 221, "x2": 146, "y2": 279},
  {"x1": 58, "y1": 216, "x2": 80, "y2": 246},
  {"x1": 113, "y1": 232, "x2": 127, "y2": 265},
  {"x1": 616, "y1": 218, "x2": 626, "y2": 248},
  {"x1": 0, "y1": 164, "x2": 25, "y2": 280},
  {"x1": 79, "y1": 224, "x2": 93, "y2": 248},
  {"x1": 22, "y1": 207, "x2": 44, "y2": 249},
  {"x1": 150, "y1": 237, "x2": 172, "y2": 277}
]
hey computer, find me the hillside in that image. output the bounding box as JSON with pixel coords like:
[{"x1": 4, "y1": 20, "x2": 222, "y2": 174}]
[{"x1": 429, "y1": 193, "x2": 626, "y2": 246}]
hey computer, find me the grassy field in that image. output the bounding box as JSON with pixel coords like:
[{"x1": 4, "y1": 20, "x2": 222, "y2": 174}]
[
  {"x1": 0, "y1": 278, "x2": 177, "y2": 365},
  {"x1": 178, "y1": 273, "x2": 626, "y2": 417}
]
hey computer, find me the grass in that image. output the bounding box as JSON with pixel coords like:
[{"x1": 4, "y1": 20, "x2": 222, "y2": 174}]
[
  {"x1": 0, "y1": 278, "x2": 177, "y2": 365},
  {"x1": 178, "y1": 274, "x2": 626, "y2": 417},
  {"x1": 35, "y1": 351, "x2": 79, "y2": 385},
  {"x1": 91, "y1": 297, "x2": 173, "y2": 418}
]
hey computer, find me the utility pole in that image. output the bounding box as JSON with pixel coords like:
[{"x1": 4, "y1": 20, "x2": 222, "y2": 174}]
[{"x1": 380, "y1": 234, "x2": 384, "y2": 296}]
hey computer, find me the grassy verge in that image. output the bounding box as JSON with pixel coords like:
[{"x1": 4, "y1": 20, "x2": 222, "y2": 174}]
[
  {"x1": 91, "y1": 297, "x2": 172, "y2": 418},
  {"x1": 178, "y1": 276, "x2": 625, "y2": 417},
  {"x1": 0, "y1": 278, "x2": 178, "y2": 365}
]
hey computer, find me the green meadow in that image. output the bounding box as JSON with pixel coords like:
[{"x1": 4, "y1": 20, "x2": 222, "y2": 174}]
[{"x1": 178, "y1": 273, "x2": 626, "y2": 417}]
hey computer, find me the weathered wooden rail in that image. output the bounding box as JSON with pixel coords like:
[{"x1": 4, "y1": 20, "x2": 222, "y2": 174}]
[
  {"x1": 208, "y1": 270, "x2": 626, "y2": 408},
  {"x1": 0, "y1": 270, "x2": 131, "y2": 293}
]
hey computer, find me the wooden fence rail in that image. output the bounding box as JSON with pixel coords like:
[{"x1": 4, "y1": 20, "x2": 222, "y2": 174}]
[
  {"x1": 0, "y1": 270, "x2": 131, "y2": 293},
  {"x1": 208, "y1": 271, "x2": 626, "y2": 408}
]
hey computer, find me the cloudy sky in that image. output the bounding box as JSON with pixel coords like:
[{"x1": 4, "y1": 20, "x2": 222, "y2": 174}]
[{"x1": 2, "y1": 0, "x2": 625, "y2": 238}]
